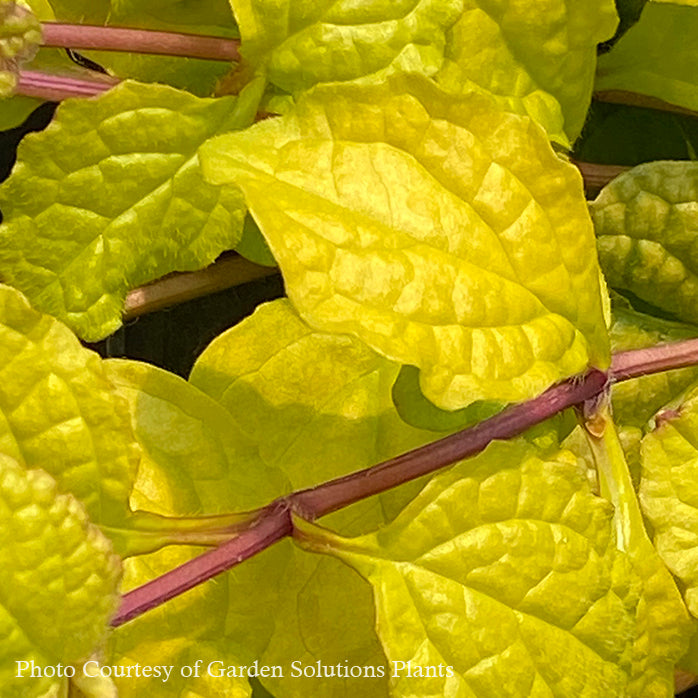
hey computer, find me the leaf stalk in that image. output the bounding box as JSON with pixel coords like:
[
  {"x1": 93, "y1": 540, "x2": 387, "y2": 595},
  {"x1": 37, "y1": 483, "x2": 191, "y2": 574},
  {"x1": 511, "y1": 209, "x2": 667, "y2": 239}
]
[{"x1": 41, "y1": 23, "x2": 240, "y2": 62}]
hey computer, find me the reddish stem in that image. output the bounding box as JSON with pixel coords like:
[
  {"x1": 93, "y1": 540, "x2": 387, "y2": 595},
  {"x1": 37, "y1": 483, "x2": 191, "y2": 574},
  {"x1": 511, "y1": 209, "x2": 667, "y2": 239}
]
[
  {"x1": 17, "y1": 70, "x2": 117, "y2": 100},
  {"x1": 41, "y1": 22, "x2": 240, "y2": 62},
  {"x1": 113, "y1": 335, "x2": 698, "y2": 625},
  {"x1": 114, "y1": 369, "x2": 611, "y2": 626},
  {"x1": 119, "y1": 335, "x2": 698, "y2": 628},
  {"x1": 112, "y1": 504, "x2": 292, "y2": 626},
  {"x1": 611, "y1": 338, "x2": 698, "y2": 381}
]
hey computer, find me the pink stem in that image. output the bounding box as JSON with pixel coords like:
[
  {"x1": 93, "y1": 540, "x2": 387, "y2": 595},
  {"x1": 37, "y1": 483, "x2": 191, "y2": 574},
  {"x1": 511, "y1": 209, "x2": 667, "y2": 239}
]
[
  {"x1": 41, "y1": 22, "x2": 240, "y2": 62},
  {"x1": 17, "y1": 70, "x2": 117, "y2": 100}
]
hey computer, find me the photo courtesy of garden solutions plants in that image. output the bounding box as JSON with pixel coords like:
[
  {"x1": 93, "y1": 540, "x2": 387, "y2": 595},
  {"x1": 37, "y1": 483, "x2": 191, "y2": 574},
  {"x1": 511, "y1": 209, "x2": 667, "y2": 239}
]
[{"x1": 5, "y1": 0, "x2": 698, "y2": 696}]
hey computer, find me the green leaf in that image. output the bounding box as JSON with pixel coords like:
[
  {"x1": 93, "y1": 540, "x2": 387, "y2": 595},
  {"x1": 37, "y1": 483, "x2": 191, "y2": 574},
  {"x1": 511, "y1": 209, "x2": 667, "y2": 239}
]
[
  {"x1": 0, "y1": 95, "x2": 42, "y2": 131},
  {"x1": 640, "y1": 385, "x2": 698, "y2": 617},
  {"x1": 434, "y1": 0, "x2": 618, "y2": 143},
  {"x1": 200, "y1": 76, "x2": 611, "y2": 411},
  {"x1": 392, "y1": 364, "x2": 504, "y2": 432},
  {"x1": 0, "y1": 79, "x2": 258, "y2": 342},
  {"x1": 0, "y1": 283, "x2": 141, "y2": 540},
  {"x1": 187, "y1": 298, "x2": 439, "y2": 698},
  {"x1": 609, "y1": 302, "x2": 698, "y2": 428},
  {"x1": 235, "y1": 214, "x2": 277, "y2": 267},
  {"x1": 231, "y1": 0, "x2": 617, "y2": 144},
  {"x1": 0, "y1": 1, "x2": 41, "y2": 97},
  {"x1": 652, "y1": 0, "x2": 698, "y2": 5},
  {"x1": 596, "y1": 3, "x2": 698, "y2": 116},
  {"x1": 591, "y1": 160, "x2": 698, "y2": 327},
  {"x1": 296, "y1": 440, "x2": 642, "y2": 697},
  {"x1": 103, "y1": 357, "x2": 289, "y2": 517},
  {"x1": 0, "y1": 453, "x2": 121, "y2": 698}
]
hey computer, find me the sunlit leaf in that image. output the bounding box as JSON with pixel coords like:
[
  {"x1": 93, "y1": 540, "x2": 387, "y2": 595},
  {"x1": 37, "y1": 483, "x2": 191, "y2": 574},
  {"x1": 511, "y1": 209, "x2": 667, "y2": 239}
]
[
  {"x1": 0, "y1": 284, "x2": 141, "y2": 539},
  {"x1": 200, "y1": 75, "x2": 610, "y2": 411},
  {"x1": 297, "y1": 441, "x2": 644, "y2": 697},
  {"x1": 0, "y1": 453, "x2": 121, "y2": 698},
  {"x1": 0, "y1": 79, "x2": 262, "y2": 341}
]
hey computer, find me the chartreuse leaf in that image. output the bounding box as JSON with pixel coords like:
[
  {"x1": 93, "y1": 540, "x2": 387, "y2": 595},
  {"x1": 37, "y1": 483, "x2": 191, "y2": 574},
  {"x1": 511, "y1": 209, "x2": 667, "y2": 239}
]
[
  {"x1": 640, "y1": 384, "x2": 698, "y2": 618},
  {"x1": 102, "y1": 357, "x2": 288, "y2": 518},
  {"x1": 434, "y1": 0, "x2": 618, "y2": 143},
  {"x1": 0, "y1": 1, "x2": 41, "y2": 97},
  {"x1": 580, "y1": 404, "x2": 693, "y2": 695},
  {"x1": 231, "y1": 0, "x2": 617, "y2": 144},
  {"x1": 200, "y1": 76, "x2": 611, "y2": 412},
  {"x1": 296, "y1": 440, "x2": 646, "y2": 697},
  {"x1": 392, "y1": 364, "x2": 504, "y2": 432},
  {"x1": 0, "y1": 78, "x2": 265, "y2": 342},
  {"x1": 47, "y1": 0, "x2": 237, "y2": 34},
  {"x1": 230, "y1": 0, "x2": 462, "y2": 89},
  {"x1": 89, "y1": 359, "x2": 285, "y2": 698},
  {"x1": 591, "y1": 161, "x2": 698, "y2": 326},
  {"x1": 596, "y1": 3, "x2": 698, "y2": 116},
  {"x1": 0, "y1": 283, "x2": 142, "y2": 544},
  {"x1": 609, "y1": 301, "x2": 698, "y2": 428},
  {"x1": 186, "y1": 298, "x2": 440, "y2": 698},
  {"x1": 0, "y1": 453, "x2": 121, "y2": 698}
]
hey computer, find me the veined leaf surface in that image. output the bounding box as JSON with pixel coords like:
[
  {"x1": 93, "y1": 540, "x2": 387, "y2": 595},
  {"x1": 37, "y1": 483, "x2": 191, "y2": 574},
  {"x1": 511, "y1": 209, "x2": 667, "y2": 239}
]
[
  {"x1": 0, "y1": 284, "x2": 140, "y2": 536},
  {"x1": 640, "y1": 385, "x2": 698, "y2": 617},
  {"x1": 200, "y1": 76, "x2": 610, "y2": 411},
  {"x1": 187, "y1": 299, "x2": 439, "y2": 697},
  {"x1": 297, "y1": 441, "x2": 641, "y2": 697},
  {"x1": 591, "y1": 161, "x2": 698, "y2": 326},
  {"x1": 231, "y1": 0, "x2": 617, "y2": 142},
  {"x1": 0, "y1": 80, "x2": 258, "y2": 341},
  {"x1": 0, "y1": 454, "x2": 121, "y2": 698}
]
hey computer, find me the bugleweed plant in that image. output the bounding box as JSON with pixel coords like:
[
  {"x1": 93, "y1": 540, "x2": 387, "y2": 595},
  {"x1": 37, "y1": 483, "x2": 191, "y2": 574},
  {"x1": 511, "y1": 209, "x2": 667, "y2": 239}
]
[{"x1": 3, "y1": 0, "x2": 698, "y2": 696}]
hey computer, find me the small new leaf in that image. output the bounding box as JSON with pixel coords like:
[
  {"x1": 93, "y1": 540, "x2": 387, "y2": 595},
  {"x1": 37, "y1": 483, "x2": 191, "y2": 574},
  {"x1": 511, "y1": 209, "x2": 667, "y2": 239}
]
[{"x1": 0, "y1": 1, "x2": 41, "y2": 97}]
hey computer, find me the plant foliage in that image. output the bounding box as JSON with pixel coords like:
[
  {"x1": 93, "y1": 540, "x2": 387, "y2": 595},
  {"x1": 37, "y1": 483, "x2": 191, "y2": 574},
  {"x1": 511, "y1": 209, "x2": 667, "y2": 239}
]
[{"x1": 1, "y1": 0, "x2": 698, "y2": 697}]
